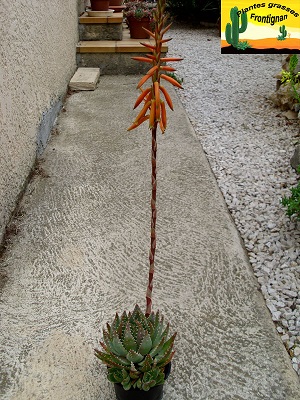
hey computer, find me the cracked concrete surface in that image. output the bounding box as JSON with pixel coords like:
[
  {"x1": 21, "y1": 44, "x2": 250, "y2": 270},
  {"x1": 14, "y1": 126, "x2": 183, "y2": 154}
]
[{"x1": 0, "y1": 76, "x2": 299, "y2": 399}]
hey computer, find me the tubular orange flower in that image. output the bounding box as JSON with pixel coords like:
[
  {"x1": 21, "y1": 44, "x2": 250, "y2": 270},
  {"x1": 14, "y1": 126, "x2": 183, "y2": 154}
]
[
  {"x1": 145, "y1": 54, "x2": 157, "y2": 60},
  {"x1": 161, "y1": 23, "x2": 172, "y2": 35},
  {"x1": 142, "y1": 27, "x2": 156, "y2": 39},
  {"x1": 137, "y1": 67, "x2": 158, "y2": 88},
  {"x1": 135, "y1": 100, "x2": 151, "y2": 123},
  {"x1": 160, "y1": 66, "x2": 176, "y2": 72},
  {"x1": 127, "y1": 115, "x2": 149, "y2": 131},
  {"x1": 160, "y1": 74, "x2": 183, "y2": 89},
  {"x1": 157, "y1": 38, "x2": 173, "y2": 44},
  {"x1": 149, "y1": 99, "x2": 156, "y2": 129},
  {"x1": 154, "y1": 82, "x2": 159, "y2": 103},
  {"x1": 140, "y1": 42, "x2": 156, "y2": 51},
  {"x1": 132, "y1": 56, "x2": 154, "y2": 64},
  {"x1": 134, "y1": 88, "x2": 152, "y2": 109},
  {"x1": 160, "y1": 100, "x2": 167, "y2": 129},
  {"x1": 160, "y1": 57, "x2": 183, "y2": 62},
  {"x1": 159, "y1": 85, "x2": 173, "y2": 110},
  {"x1": 154, "y1": 82, "x2": 161, "y2": 121},
  {"x1": 147, "y1": 65, "x2": 159, "y2": 77},
  {"x1": 159, "y1": 119, "x2": 166, "y2": 133},
  {"x1": 144, "y1": 91, "x2": 153, "y2": 105}
]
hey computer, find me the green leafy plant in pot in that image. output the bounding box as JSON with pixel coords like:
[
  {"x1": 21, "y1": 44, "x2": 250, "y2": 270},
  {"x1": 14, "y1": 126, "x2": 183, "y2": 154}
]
[{"x1": 94, "y1": 0, "x2": 183, "y2": 399}]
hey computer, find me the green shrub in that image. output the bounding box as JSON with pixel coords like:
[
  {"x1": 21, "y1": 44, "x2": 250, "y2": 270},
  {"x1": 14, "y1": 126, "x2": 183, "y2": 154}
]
[
  {"x1": 281, "y1": 166, "x2": 300, "y2": 220},
  {"x1": 281, "y1": 54, "x2": 300, "y2": 105}
]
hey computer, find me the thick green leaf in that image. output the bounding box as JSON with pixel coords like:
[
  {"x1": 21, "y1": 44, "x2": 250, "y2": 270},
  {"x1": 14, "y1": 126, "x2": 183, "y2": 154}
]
[
  {"x1": 132, "y1": 304, "x2": 143, "y2": 319},
  {"x1": 132, "y1": 305, "x2": 151, "y2": 333},
  {"x1": 138, "y1": 332, "x2": 152, "y2": 356},
  {"x1": 138, "y1": 353, "x2": 153, "y2": 372},
  {"x1": 147, "y1": 320, "x2": 154, "y2": 337},
  {"x1": 142, "y1": 383, "x2": 151, "y2": 391},
  {"x1": 154, "y1": 310, "x2": 160, "y2": 327},
  {"x1": 158, "y1": 332, "x2": 176, "y2": 356},
  {"x1": 147, "y1": 311, "x2": 156, "y2": 326},
  {"x1": 123, "y1": 380, "x2": 132, "y2": 391},
  {"x1": 99, "y1": 341, "x2": 108, "y2": 352},
  {"x1": 123, "y1": 323, "x2": 137, "y2": 351},
  {"x1": 120, "y1": 311, "x2": 129, "y2": 331},
  {"x1": 156, "y1": 349, "x2": 175, "y2": 367},
  {"x1": 122, "y1": 374, "x2": 131, "y2": 386},
  {"x1": 161, "y1": 322, "x2": 170, "y2": 340},
  {"x1": 152, "y1": 320, "x2": 164, "y2": 347},
  {"x1": 126, "y1": 349, "x2": 144, "y2": 363},
  {"x1": 94, "y1": 349, "x2": 130, "y2": 368},
  {"x1": 136, "y1": 323, "x2": 146, "y2": 348},
  {"x1": 140, "y1": 315, "x2": 151, "y2": 333},
  {"x1": 102, "y1": 331, "x2": 115, "y2": 353},
  {"x1": 135, "y1": 378, "x2": 142, "y2": 389},
  {"x1": 129, "y1": 370, "x2": 140, "y2": 379},
  {"x1": 107, "y1": 368, "x2": 124, "y2": 383},
  {"x1": 105, "y1": 323, "x2": 112, "y2": 338},
  {"x1": 111, "y1": 335, "x2": 128, "y2": 357},
  {"x1": 142, "y1": 368, "x2": 164, "y2": 390},
  {"x1": 111, "y1": 312, "x2": 120, "y2": 333},
  {"x1": 149, "y1": 335, "x2": 166, "y2": 358},
  {"x1": 117, "y1": 320, "x2": 125, "y2": 339}
]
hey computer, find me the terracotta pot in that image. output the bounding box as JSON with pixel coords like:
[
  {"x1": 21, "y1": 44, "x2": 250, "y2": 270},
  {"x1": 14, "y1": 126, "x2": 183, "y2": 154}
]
[
  {"x1": 109, "y1": 5, "x2": 126, "y2": 12},
  {"x1": 90, "y1": 0, "x2": 110, "y2": 11},
  {"x1": 127, "y1": 16, "x2": 151, "y2": 39},
  {"x1": 109, "y1": 0, "x2": 123, "y2": 6}
]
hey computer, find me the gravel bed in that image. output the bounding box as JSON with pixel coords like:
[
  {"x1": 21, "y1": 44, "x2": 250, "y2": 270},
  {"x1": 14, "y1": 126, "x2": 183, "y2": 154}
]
[{"x1": 168, "y1": 24, "x2": 300, "y2": 375}]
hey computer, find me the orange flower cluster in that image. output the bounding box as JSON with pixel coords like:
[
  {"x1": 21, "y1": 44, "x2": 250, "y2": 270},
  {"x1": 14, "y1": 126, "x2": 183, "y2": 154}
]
[{"x1": 128, "y1": 2, "x2": 182, "y2": 133}]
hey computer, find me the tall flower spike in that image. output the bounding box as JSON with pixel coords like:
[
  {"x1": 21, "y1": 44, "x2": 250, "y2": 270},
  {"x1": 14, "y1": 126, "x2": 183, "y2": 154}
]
[
  {"x1": 128, "y1": 0, "x2": 183, "y2": 317},
  {"x1": 128, "y1": 0, "x2": 182, "y2": 134}
]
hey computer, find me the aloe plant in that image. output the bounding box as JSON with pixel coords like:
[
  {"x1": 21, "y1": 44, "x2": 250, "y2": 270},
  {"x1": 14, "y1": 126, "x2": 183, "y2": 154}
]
[
  {"x1": 95, "y1": 0, "x2": 182, "y2": 392},
  {"x1": 95, "y1": 305, "x2": 176, "y2": 390}
]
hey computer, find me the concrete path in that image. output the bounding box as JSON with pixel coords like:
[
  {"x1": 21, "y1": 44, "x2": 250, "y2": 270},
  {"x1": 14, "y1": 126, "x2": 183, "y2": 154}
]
[{"x1": 1, "y1": 76, "x2": 299, "y2": 400}]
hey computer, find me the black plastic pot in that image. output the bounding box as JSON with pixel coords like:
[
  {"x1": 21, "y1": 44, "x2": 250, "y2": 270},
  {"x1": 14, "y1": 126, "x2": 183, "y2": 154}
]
[{"x1": 114, "y1": 363, "x2": 171, "y2": 400}]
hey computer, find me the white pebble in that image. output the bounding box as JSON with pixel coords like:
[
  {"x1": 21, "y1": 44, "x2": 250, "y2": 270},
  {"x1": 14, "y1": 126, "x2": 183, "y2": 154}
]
[{"x1": 294, "y1": 347, "x2": 300, "y2": 357}]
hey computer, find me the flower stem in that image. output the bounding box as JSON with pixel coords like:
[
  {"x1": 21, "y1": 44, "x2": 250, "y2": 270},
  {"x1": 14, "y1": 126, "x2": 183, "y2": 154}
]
[{"x1": 146, "y1": 122, "x2": 157, "y2": 316}]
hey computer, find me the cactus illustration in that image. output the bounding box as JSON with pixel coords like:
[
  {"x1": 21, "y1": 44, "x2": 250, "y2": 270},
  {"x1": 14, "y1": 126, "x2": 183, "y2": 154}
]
[
  {"x1": 225, "y1": 7, "x2": 248, "y2": 48},
  {"x1": 277, "y1": 25, "x2": 287, "y2": 41}
]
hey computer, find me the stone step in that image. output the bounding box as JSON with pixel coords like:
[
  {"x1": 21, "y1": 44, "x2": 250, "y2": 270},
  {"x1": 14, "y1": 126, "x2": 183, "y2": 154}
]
[
  {"x1": 79, "y1": 12, "x2": 123, "y2": 41},
  {"x1": 76, "y1": 28, "x2": 168, "y2": 75},
  {"x1": 69, "y1": 68, "x2": 100, "y2": 91}
]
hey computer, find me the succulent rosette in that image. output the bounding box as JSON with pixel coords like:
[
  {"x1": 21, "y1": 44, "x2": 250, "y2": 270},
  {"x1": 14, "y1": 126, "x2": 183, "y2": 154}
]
[{"x1": 95, "y1": 305, "x2": 176, "y2": 391}]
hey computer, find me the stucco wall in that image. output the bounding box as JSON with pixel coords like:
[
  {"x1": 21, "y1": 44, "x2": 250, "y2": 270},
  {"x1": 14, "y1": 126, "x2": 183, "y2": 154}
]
[{"x1": 0, "y1": 0, "x2": 80, "y2": 244}]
